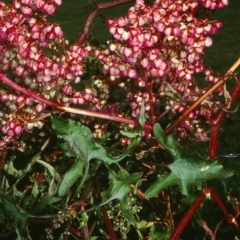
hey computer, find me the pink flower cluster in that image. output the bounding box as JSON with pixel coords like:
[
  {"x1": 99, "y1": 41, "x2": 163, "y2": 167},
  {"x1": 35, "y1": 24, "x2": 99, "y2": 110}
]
[
  {"x1": 0, "y1": 0, "x2": 230, "y2": 149},
  {"x1": 96, "y1": 0, "x2": 224, "y2": 82},
  {"x1": 0, "y1": 1, "x2": 93, "y2": 149},
  {"x1": 93, "y1": 0, "x2": 228, "y2": 142},
  {"x1": 14, "y1": 0, "x2": 62, "y2": 16}
]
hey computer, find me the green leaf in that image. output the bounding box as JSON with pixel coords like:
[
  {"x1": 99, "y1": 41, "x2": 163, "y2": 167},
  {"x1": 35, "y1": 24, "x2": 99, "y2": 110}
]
[
  {"x1": 164, "y1": 135, "x2": 183, "y2": 159},
  {"x1": 51, "y1": 115, "x2": 140, "y2": 165},
  {"x1": 149, "y1": 223, "x2": 171, "y2": 240},
  {"x1": 101, "y1": 169, "x2": 142, "y2": 205},
  {"x1": 0, "y1": 193, "x2": 28, "y2": 229},
  {"x1": 60, "y1": 142, "x2": 77, "y2": 157},
  {"x1": 79, "y1": 211, "x2": 88, "y2": 228},
  {"x1": 31, "y1": 179, "x2": 39, "y2": 198},
  {"x1": 139, "y1": 100, "x2": 146, "y2": 127},
  {"x1": 153, "y1": 124, "x2": 183, "y2": 159},
  {"x1": 151, "y1": 124, "x2": 233, "y2": 196},
  {"x1": 145, "y1": 174, "x2": 179, "y2": 198},
  {"x1": 31, "y1": 195, "x2": 53, "y2": 214},
  {"x1": 153, "y1": 123, "x2": 166, "y2": 146},
  {"x1": 51, "y1": 115, "x2": 92, "y2": 162},
  {"x1": 120, "y1": 130, "x2": 140, "y2": 138},
  {"x1": 4, "y1": 159, "x2": 35, "y2": 179},
  {"x1": 118, "y1": 192, "x2": 140, "y2": 225},
  {"x1": 36, "y1": 159, "x2": 60, "y2": 181},
  {"x1": 145, "y1": 158, "x2": 233, "y2": 197},
  {"x1": 136, "y1": 220, "x2": 153, "y2": 229},
  {"x1": 170, "y1": 158, "x2": 233, "y2": 194},
  {"x1": 133, "y1": 179, "x2": 145, "y2": 195},
  {"x1": 58, "y1": 158, "x2": 85, "y2": 197},
  {"x1": 48, "y1": 175, "x2": 58, "y2": 196}
]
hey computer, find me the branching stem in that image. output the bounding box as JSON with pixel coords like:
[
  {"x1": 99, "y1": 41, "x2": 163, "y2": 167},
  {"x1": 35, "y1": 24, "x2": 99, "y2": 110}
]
[
  {"x1": 0, "y1": 72, "x2": 152, "y2": 130},
  {"x1": 164, "y1": 58, "x2": 240, "y2": 134},
  {"x1": 169, "y1": 187, "x2": 238, "y2": 240},
  {"x1": 77, "y1": 0, "x2": 133, "y2": 45},
  {"x1": 209, "y1": 76, "x2": 240, "y2": 159}
]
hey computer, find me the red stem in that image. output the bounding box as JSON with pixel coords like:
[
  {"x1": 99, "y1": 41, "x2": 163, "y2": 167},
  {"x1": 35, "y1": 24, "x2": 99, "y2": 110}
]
[
  {"x1": 164, "y1": 77, "x2": 226, "y2": 134},
  {"x1": 77, "y1": 0, "x2": 133, "y2": 45},
  {"x1": 101, "y1": 206, "x2": 117, "y2": 240},
  {"x1": 0, "y1": 72, "x2": 152, "y2": 130},
  {"x1": 165, "y1": 58, "x2": 240, "y2": 135},
  {"x1": 27, "y1": 218, "x2": 82, "y2": 238},
  {"x1": 208, "y1": 124, "x2": 220, "y2": 160},
  {"x1": 210, "y1": 188, "x2": 239, "y2": 230},
  {"x1": 169, "y1": 187, "x2": 239, "y2": 239},
  {"x1": 168, "y1": 190, "x2": 206, "y2": 240},
  {"x1": 95, "y1": 176, "x2": 117, "y2": 240},
  {"x1": 209, "y1": 188, "x2": 233, "y2": 224},
  {"x1": 208, "y1": 78, "x2": 240, "y2": 159}
]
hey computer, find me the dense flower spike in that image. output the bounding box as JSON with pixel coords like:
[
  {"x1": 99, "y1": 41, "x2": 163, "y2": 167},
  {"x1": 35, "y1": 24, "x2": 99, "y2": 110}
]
[{"x1": 0, "y1": 0, "x2": 229, "y2": 150}]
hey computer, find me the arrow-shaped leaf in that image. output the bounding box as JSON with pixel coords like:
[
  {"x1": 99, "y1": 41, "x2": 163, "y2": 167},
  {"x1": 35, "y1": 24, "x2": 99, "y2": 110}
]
[
  {"x1": 51, "y1": 115, "x2": 139, "y2": 165},
  {"x1": 145, "y1": 158, "x2": 233, "y2": 197}
]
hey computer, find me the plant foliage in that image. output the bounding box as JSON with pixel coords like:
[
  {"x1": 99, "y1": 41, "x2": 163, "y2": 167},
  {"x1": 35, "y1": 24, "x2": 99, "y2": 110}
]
[{"x1": 0, "y1": 0, "x2": 240, "y2": 239}]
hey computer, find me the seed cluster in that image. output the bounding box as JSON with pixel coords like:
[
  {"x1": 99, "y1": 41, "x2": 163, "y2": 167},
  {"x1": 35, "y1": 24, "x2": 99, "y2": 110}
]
[
  {"x1": 94, "y1": 0, "x2": 228, "y2": 141},
  {"x1": 0, "y1": 0, "x2": 229, "y2": 150}
]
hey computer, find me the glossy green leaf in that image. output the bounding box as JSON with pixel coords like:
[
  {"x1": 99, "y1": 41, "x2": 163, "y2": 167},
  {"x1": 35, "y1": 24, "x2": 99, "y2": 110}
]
[{"x1": 150, "y1": 124, "x2": 234, "y2": 196}]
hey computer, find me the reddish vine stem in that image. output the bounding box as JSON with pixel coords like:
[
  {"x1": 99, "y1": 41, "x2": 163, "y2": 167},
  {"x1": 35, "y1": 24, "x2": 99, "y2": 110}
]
[
  {"x1": 144, "y1": 70, "x2": 155, "y2": 123},
  {"x1": 77, "y1": 0, "x2": 133, "y2": 45},
  {"x1": 148, "y1": 81, "x2": 155, "y2": 122},
  {"x1": 209, "y1": 188, "x2": 237, "y2": 226},
  {"x1": 169, "y1": 187, "x2": 239, "y2": 240},
  {"x1": 95, "y1": 175, "x2": 117, "y2": 240},
  {"x1": 164, "y1": 58, "x2": 240, "y2": 134},
  {"x1": 208, "y1": 124, "x2": 220, "y2": 160},
  {"x1": 209, "y1": 77, "x2": 240, "y2": 159},
  {"x1": 0, "y1": 72, "x2": 152, "y2": 130},
  {"x1": 168, "y1": 189, "x2": 206, "y2": 240}
]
